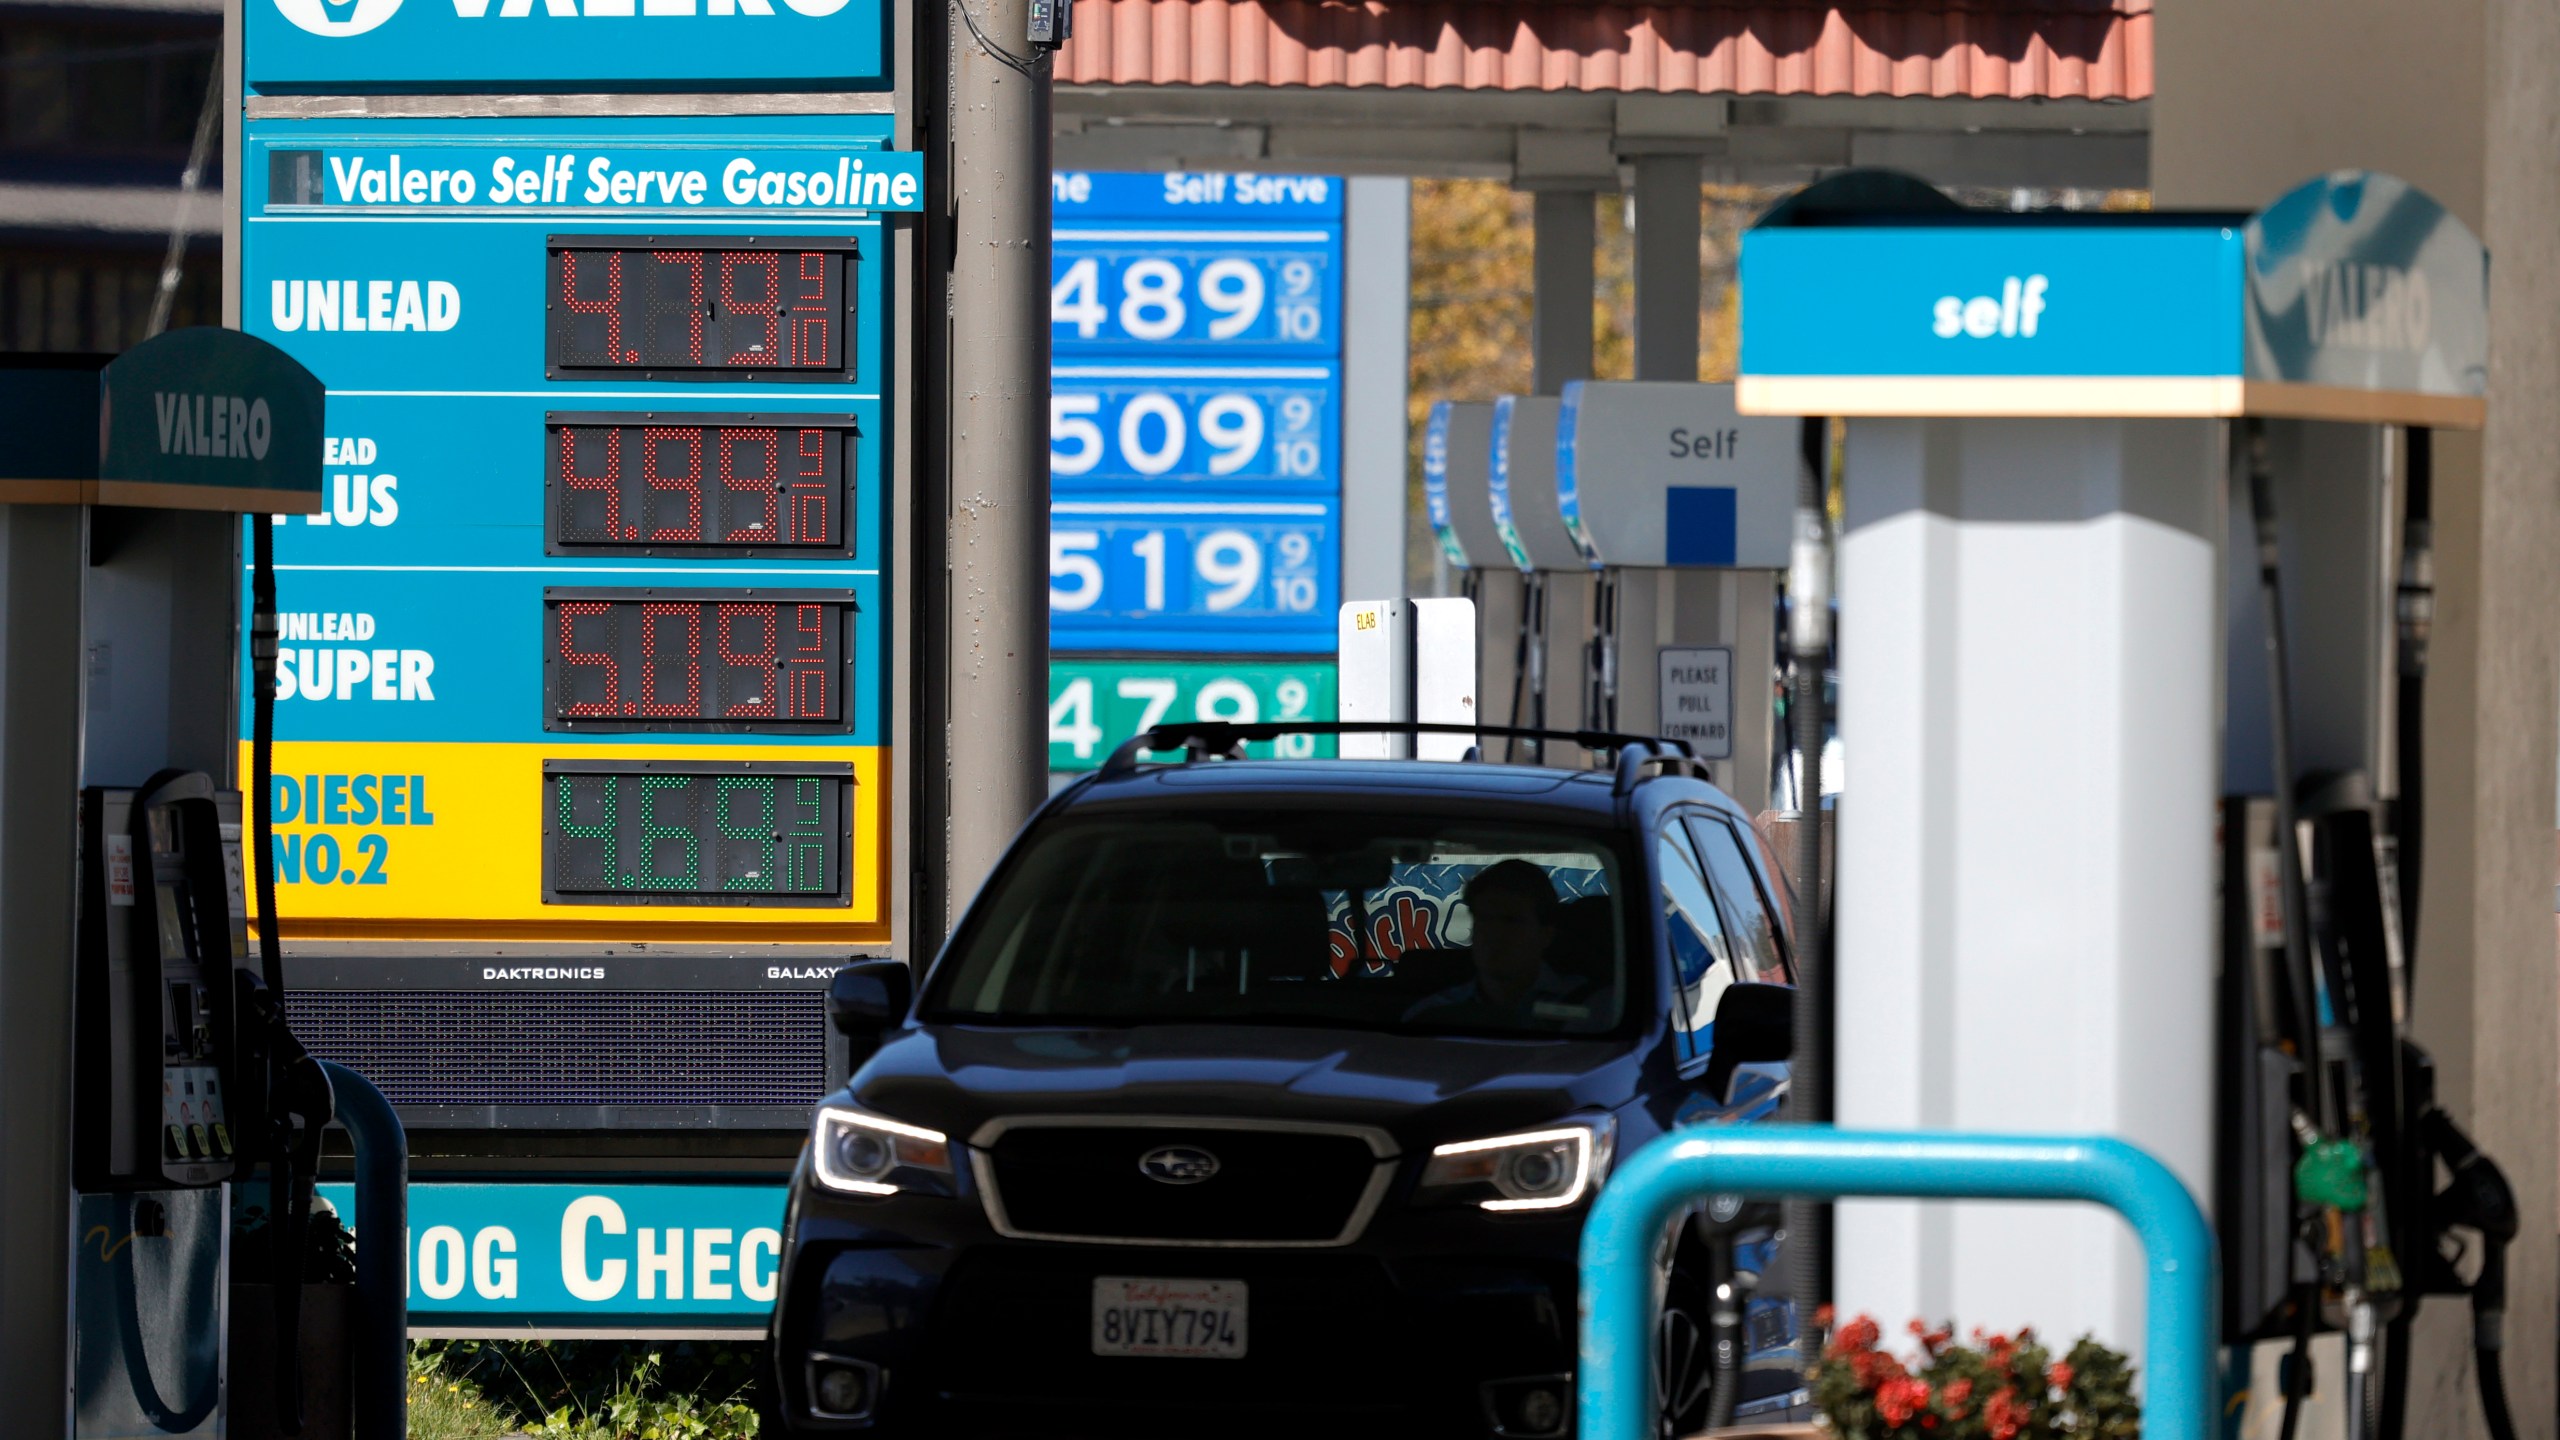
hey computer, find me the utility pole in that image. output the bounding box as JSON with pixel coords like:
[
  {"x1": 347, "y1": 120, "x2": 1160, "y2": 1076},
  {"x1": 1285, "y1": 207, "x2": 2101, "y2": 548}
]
[{"x1": 941, "y1": 0, "x2": 1054, "y2": 923}]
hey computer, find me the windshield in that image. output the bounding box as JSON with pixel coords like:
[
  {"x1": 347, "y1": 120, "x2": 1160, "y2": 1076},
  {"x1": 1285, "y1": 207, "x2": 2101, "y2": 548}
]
[{"x1": 925, "y1": 814, "x2": 1630, "y2": 1037}]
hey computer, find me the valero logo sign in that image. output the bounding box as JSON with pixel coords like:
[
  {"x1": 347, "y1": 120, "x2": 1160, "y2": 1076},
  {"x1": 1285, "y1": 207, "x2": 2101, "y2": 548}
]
[{"x1": 273, "y1": 0, "x2": 403, "y2": 38}]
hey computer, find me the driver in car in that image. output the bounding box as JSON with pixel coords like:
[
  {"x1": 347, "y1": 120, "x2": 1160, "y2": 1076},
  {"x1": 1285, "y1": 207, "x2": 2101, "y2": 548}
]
[{"x1": 1405, "y1": 859, "x2": 1587, "y2": 1027}]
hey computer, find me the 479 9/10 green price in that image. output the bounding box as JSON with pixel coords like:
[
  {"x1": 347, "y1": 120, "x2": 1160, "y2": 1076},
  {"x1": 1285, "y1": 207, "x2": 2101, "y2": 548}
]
[{"x1": 542, "y1": 760, "x2": 851, "y2": 907}]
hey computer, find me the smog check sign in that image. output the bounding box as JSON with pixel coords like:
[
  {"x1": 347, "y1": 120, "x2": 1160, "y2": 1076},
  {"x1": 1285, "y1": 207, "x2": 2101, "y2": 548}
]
[{"x1": 318, "y1": 1182, "x2": 788, "y2": 1329}]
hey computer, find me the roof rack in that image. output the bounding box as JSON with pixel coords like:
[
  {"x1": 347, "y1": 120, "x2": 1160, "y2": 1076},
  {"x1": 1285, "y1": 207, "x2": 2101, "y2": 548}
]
[{"x1": 1096, "y1": 720, "x2": 1716, "y2": 796}]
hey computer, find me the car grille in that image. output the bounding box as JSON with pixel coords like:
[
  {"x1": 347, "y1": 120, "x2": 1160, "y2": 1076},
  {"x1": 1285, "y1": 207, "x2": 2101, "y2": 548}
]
[{"x1": 976, "y1": 1122, "x2": 1389, "y2": 1245}]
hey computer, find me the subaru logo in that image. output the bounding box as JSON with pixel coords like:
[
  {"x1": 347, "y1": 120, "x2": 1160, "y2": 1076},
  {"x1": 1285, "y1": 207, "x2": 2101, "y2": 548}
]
[{"x1": 1138, "y1": 1145, "x2": 1220, "y2": 1186}]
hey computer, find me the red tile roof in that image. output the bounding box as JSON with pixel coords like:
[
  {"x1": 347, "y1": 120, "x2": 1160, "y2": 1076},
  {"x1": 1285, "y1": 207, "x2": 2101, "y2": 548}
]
[{"x1": 1058, "y1": 0, "x2": 2151, "y2": 101}]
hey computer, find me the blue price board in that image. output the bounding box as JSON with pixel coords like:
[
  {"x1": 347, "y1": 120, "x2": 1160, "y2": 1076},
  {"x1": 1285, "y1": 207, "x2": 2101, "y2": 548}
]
[
  {"x1": 1047, "y1": 171, "x2": 1344, "y2": 659},
  {"x1": 1049, "y1": 364, "x2": 1336, "y2": 489},
  {"x1": 1051, "y1": 229, "x2": 1338, "y2": 356},
  {"x1": 1048, "y1": 496, "x2": 1337, "y2": 653},
  {"x1": 242, "y1": 115, "x2": 898, "y2": 939}
]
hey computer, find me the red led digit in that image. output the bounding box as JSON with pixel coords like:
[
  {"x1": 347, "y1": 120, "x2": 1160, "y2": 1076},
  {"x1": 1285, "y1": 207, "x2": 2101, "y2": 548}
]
[
  {"x1": 558, "y1": 251, "x2": 626, "y2": 363},
  {"x1": 651, "y1": 250, "x2": 707, "y2": 365},
  {"x1": 781, "y1": 603, "x2": 830, "y2": 720},
  {"x1": 559, "y1": 427, "x2": 623, "y2": 540},
  {"x1": 786, "y1": 428, "x2": 833, "y2": 544},
  {"x1": 787, "y1": 252, "x2": 832, "y2": 367},
  {"x1": 556, "y1": 602, "x2": 622, "y2": 715},
  {"x1": 717, "y1": 427, "x2": 780, "y2": 543},
  {"x1": 717, "y1": 603, "x2": 780, "y2": 717},
  {"x1": 638, "y1": 602, "x2": 705, "y2": 717},
  {"x1": 720, "y1": 253, "x2": 782, "y2": 366},
  {"x1": 640, "y1": 426, "x2": 705, "y2": 541}
]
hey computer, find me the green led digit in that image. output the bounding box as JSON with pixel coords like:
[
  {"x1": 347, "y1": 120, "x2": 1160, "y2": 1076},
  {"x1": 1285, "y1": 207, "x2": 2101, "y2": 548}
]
[
  {"x1": 556, "y1": 774, "x2": 617, "y2": 886},
  {"x1": 718, "y1": 776, "x2": 777, "y2": 891},
  {"x1": 637, "y1": 775, "x2": 701, "y2": 891},
  {"x1": 783, "y1": 775, "x2": 827, "y2": 893}
]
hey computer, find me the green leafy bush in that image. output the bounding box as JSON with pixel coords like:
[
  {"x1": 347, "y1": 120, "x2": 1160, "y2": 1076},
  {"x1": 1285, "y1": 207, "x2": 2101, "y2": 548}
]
[{"x1": 412, "y1": 1339, "x2": 762, "y2": 1440}]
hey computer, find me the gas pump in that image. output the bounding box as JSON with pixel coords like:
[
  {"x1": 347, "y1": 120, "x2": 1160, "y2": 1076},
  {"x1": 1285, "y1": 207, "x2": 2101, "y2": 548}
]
[
  {"x1": 1554, "y1": 381, "x2": 1799, "y2": 812},
  {"x1": 1423, "y1": 401, "x2": 1524, "y2": 755},
  {"x1": 0, "y1": 330, "x2": 391, "y2": 1439},
  {"x1": 1735, "y1": 168, "x2": 2518, "y2": 1437},
  {"x1": 75, "y1": 773, "x2": 259, "y2": 1191},
  {"x1": 1487, "y1": 395, "x2": 1594, "y2": 767}
]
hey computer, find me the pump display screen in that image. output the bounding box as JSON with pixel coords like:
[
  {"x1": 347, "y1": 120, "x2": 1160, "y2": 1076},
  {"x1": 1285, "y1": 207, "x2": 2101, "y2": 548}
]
[
  {"x1": 543, "y1": 588, "x2": 856, "y2": 733},
  {"x1": 546, "y1": 413, "x2": 855, "y2": 556},
  {"x1": 543, "y1": 761, "x2": 850, "y2": 906},
  {"x1": 546, "y1": 236, "x2": 856, "y2": 381}
]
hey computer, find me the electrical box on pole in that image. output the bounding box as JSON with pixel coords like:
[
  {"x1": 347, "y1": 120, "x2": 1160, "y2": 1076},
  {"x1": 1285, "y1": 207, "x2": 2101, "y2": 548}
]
[{"x1": 1336, "y1": 597, "x2": 1477, "y2": 760}]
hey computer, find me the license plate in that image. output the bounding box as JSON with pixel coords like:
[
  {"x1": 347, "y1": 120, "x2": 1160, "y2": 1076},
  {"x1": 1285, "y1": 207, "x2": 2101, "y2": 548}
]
[{"x1": 1090, "y1": 1276, "x2": 1247, "y2": 1359}]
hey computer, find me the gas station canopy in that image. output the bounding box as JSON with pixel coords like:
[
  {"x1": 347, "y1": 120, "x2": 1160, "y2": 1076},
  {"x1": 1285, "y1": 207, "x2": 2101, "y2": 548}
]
[{"x1": 1053, "y1": 0, "x2": 2152, "y2": 186}]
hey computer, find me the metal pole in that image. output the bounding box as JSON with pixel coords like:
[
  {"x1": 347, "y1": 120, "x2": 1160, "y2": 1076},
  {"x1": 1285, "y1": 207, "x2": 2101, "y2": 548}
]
[
  {"x1": 1629, "y1": 155, "x2": 1701, "y2": 385},
  {"x1": 1785, "y1": 418, "x2": 1832, "y2": 1332},
  {"x1": 316, "y1": 1061, "x2": 406, "y2": 1440},
  {"x1": 1530, "y1": 190, "x2": 1595, "y2": 397},
  {"x1": 942, "y1": 0, "x2": 1052, "y2": 918}
]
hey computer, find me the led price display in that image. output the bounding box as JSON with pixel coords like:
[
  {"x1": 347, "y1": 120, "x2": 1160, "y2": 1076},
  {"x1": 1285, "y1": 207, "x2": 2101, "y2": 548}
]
[
  {"x1": 544, "y1": 588, "x2": 857, "y2": 734},
  {"x1": 544, "y1": 761, "x2": 850, "y2": 907},
  {"x1": 1047, "y1": 659, "x2": 1337, "y2": 769},
  {"x1": 547, "y1": 235, "x2": 856, "y2": 382},
  {"x1": 1048, "y1": 511, "x2": 1331, "y2": 622},
  {"x1": 1051, "y1": 233, "x2": 1338, "y2": 354},
  {"x1": 1049, "y1": 369, "x2": 1337, "y2": 488},
  {"x1": 546, "y1": 412, "x2": 856, "y2": 557}
]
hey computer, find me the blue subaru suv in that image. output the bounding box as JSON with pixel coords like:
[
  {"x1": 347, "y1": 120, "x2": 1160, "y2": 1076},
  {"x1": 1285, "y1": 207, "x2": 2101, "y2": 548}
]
[{"x1": 764, "y1": 725, "x2": 1804, "y2": 1438}]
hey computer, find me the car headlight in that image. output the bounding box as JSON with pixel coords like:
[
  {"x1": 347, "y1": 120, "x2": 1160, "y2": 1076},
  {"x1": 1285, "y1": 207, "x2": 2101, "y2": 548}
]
[
  {"x1": 1416, "y1": 1118, "x2": 1615, "y2": 1212},
  {"x1": 811, "y1": 1106, "x2": 954, "y2": 1197}
]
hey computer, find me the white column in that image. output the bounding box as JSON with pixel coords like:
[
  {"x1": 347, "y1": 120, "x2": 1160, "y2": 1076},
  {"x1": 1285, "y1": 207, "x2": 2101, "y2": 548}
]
[
  {"x1": 1342, "y1": 176, "x2": 1411, "y2": 603},
  {"x1": 1832, "y1": 416, "x2": 2223, "y2": 1365}
]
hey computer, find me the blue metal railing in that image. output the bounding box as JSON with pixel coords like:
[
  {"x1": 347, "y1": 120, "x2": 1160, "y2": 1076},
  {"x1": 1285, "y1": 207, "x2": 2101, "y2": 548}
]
[{"x1": 1578, "y1": 1127, "x2": 2216, "y2": 1440}]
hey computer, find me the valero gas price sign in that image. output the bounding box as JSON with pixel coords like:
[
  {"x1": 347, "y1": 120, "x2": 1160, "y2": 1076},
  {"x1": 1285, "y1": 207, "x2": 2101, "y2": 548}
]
[{"x1": 242, "y1": 111, "x2": 917, "y2": 940}]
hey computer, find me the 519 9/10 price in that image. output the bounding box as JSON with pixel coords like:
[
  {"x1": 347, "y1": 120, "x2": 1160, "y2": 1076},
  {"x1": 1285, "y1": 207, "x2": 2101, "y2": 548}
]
[{"x1": 1048, "y1": 524, "x2": 1321, "y2": 619}]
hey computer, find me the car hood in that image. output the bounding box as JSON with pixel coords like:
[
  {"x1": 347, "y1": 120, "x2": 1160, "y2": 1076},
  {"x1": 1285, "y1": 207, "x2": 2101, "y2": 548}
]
[{"x1": 846, "y1": 1022, "x2": 1649, "y2": 1153}]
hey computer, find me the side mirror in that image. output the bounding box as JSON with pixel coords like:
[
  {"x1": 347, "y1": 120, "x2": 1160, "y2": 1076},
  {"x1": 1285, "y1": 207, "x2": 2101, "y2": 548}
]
[
  {"x1": 828, "y1": 959, "x2": 912, "y2": 1037},
  {"x1": 1702, "y1": 981, "x2": 1793, "y2": 1103}
]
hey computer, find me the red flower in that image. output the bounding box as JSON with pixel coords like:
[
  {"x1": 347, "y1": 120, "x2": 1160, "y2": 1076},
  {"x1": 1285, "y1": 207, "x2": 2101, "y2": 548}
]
[
  {"x1": 1815, "y1": 1304, "x2": 1837, "y2": 1328},
  {"x1": 1852, "y1": 1348, "x2": 1901, "y2": 1391},
  {"x1": 1835, "y1": 1314, "x2": 1882, "y2": 1352},
  {"x1": 2047, "y1": 1361, "x2": 2074, "y2": 1392},
  {"x1": 1943, "y1": 1378, "x2": 1974, "y2": 1411},
  {"x1": 1983, "y1": 1386, "x2": 2028, "y2": 1440},
  {"x1": 1984, "y1": 1333, "x2": 2016, "y2": 1365},
  {"x1": 1876, "y1": 1376, "x2": 1931, "y2": 1426}
]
